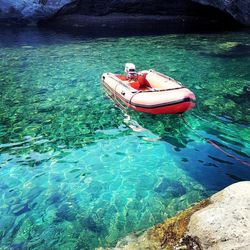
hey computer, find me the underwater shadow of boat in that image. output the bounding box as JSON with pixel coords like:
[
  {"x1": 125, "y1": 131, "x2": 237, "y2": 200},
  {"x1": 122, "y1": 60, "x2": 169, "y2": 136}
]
[{"x1": 124, "y1": 111, "x2": 193, "y2": 150}]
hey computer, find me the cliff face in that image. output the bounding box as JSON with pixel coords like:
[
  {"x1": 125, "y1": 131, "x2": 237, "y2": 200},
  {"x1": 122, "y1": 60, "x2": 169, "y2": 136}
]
[
  {"x1": 61, "y1": 0, "x2": 249, "y2": 26},
  {"x1": 0, "y1": 0, "x2": 214, "y2": 19},
  {"x1": 193, "y1": 0, "x2": 250, "y2": 26},
  {"x1": 0, "y1": 0, "x2": 249, "y2": 26},
  {"x1": 63, "y1": 0, "x2": 208, "y2": 16},
  {"x1": 0, "y1": 0, "x2": 71, "y2": 20},
  {"x1": 41, "y1": 0, "x2": 240, "y2": 34}
]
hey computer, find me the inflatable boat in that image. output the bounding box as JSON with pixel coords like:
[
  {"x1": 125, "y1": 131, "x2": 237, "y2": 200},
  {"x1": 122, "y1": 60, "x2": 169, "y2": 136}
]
[{"x1": 101, "y1": 63, "x2": 196, "y2": 114}]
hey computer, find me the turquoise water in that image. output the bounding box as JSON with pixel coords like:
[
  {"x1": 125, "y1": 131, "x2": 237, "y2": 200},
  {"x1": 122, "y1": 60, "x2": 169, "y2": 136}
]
[{"x1": 0, "y1": 28, "x2": 250, "y2": 249}]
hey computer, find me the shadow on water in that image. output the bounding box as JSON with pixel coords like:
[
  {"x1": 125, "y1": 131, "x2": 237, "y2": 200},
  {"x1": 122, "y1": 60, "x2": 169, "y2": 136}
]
[
  {"x1": 127, "y1": 109, "x2": 250, "y2": 192},
  {"x1": 178, "y1": 116, "x2": 250, "y2": 190},
  {"x1": 0, "y1": 23, "x2": 248, "y2": 48},
  {"x1": 0, "y1": 26, "x2": 93, "y2": 48}
]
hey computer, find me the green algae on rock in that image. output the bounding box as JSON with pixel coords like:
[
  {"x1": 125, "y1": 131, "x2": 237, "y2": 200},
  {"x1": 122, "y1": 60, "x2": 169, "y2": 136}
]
[{"x1": 99, "y1": 200, "x2": 210, "y2": 250}]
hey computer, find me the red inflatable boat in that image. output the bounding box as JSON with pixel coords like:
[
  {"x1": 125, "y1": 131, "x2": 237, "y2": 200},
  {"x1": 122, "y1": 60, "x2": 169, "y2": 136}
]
[{"x1": 101, "y1": 64, "x2": 196, "y2": 114}]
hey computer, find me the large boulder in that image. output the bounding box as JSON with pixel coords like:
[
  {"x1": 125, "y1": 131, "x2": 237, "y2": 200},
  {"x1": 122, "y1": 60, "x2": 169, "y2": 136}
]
[
  {"x1": 0, "y1": 0, "x2": 72, "y2": 20},
  {"x1": 98, "y1": 182, "x2": 250, "y2": 249},
  {"x1": 187, "y1": 181, "x2": 250, "y2": 249},
  {"x1": 193, "y1": 0, "x2": 250, "y2": 25}
]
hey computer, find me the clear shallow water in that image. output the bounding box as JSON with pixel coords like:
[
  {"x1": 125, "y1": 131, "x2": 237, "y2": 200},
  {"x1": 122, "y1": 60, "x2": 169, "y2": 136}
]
[{"x1": 0, "y1": 28, "x2": 250, "y2": 249}]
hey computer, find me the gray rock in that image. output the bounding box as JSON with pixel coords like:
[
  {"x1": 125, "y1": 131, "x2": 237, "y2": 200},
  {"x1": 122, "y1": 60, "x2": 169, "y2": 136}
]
[
  {"x1": 0, "y1": 0, "x2": 249, "y2": 27},
  {"x1": 0, "y1": 0, "x2": 72, "y2": 20},
  {"x1": 98, "y1": 182, "x2": 250, "y2": 250},
  {"x1": 187, "y1": 181, "x2": 250, "y2": 249},
  {"x1": 48, "y1": 0, "x2": 249, "y2": 26},
  {"x1": 193, "y1": 0, "x2": 250, "y2": 25},
  {"x1": 64, "y1": 0, "x2": 206, "y2": 16}
]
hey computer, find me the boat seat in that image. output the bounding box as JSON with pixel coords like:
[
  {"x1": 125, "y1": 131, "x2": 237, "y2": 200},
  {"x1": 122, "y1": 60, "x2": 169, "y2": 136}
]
[
  {"x1": 130, "y1": 73, "x2": 151, "y2": 90},
  {"x1": 130, "y1": 81, "x2": 140, "y2": 89},
  {"x1": 116, "y1": 73, "x2": 150, "y2": 90},
  {"x1": 138, "y1": 73, "x2": 151, "y2": 87}
]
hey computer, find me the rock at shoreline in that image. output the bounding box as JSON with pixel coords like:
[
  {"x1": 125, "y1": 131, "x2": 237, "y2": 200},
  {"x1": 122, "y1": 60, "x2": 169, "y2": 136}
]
[
  {"x1": 187, "y1": 181, "x2": 250, "y2": 249},
  {"x1": 102, "y1": 181, "x2": 250, "y2": 249}
]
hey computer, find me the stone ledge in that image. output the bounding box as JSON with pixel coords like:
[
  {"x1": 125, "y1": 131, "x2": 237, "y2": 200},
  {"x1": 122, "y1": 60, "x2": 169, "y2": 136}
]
[{"x1": 101, "y1": 181, "x2": 250, "y2": 250}]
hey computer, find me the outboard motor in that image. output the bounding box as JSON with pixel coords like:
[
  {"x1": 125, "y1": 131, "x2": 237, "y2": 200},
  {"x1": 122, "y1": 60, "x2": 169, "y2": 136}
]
[{"x1": 124, "y1": 63, "x2": 137, "y2": 80}]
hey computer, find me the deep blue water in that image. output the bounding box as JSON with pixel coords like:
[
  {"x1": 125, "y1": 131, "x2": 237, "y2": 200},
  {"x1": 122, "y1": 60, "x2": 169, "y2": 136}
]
[{"x1": 0, "y1": 27, "x2": 250, "y2": 249}]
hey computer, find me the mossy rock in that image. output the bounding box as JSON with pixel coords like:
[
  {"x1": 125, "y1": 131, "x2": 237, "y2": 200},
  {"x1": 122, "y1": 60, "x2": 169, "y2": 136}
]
[
  {"x1": 148, "y1": 200, "x2": 210, "y2": 249},
  {"x1": 109, "y1": 200, "x2": 210, "y2": 250},
  {"x1": 224, "y1": 99, "x2": 236, "y2": 110},
  {"x1": 217, "y1": 42, "x2": 239, "y2": 51}
]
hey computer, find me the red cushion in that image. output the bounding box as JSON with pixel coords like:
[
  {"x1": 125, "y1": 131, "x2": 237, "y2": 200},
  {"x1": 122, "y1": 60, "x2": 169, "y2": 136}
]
[
  {"x1": 138, "y1": 73, "x2": 150, "y2": 86},
  {"x1": 130, "y1": 81, "x2": 140, "y2": 89}
]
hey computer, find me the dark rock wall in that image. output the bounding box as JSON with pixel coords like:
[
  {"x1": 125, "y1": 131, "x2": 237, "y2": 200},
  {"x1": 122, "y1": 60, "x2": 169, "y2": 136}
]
[
  {"x1": 53, "y1": 0, "x2": 240, "y2": 27},
  {"x1": 72, "y1": 0, "x2": 197, "y2": 15},
  {"x1": 50, "y1": 0, "x2": 250, "y2": 26},
  {"x1": 0, "y1": 0, "x2": 72, "y2": 21},
  {"x1": 0, "y1": 0, "x2": 248, "y2": 26},
  {"x1": 58, "y1": 0, "x2": 226, "y2": 17},
  {"x1": 193, "y1": 0, "x2": 250, "y2": 25},
  {"x1": 42, "y1": 0, "x2": 240, "y2": 34}
]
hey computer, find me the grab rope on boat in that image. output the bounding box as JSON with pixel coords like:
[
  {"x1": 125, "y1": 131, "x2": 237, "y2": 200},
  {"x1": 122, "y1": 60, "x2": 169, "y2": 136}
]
[{"x1": 179, "y1": 114, "x2": 250, "y2": 167}]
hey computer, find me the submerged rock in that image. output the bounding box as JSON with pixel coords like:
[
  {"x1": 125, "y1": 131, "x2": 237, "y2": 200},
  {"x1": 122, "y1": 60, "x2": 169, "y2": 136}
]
[
  {"x1": 201, "y1": 83, "x2": 249, "y2": 124},
  {"x1": 12, "y1": 203, "x2": 31, "y2": 216},
  {"x1": 224, "y1": 85, "x2": 250, "y2": 105},
  {"x1": 154, "y1": 178, "x2": 186, "y2": 198},
  {"x1": 13, "y1": 217, "x2": 35, "y2": 244},
  {"x1": 202, "y1": 43, "x2": 250, "y2": 58},
  {"x1": 80, "y1": 216, "x2": 103, "y2": 233},
  {"x1": 37, "y1": 104, "x2": 55, "y2": 113},
  {"x1": 0, "y1": 215, "x2": 16, "y2": 239},
  {"x1": 55, "y1": 203, "x2": 77, "y2": 222}
]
